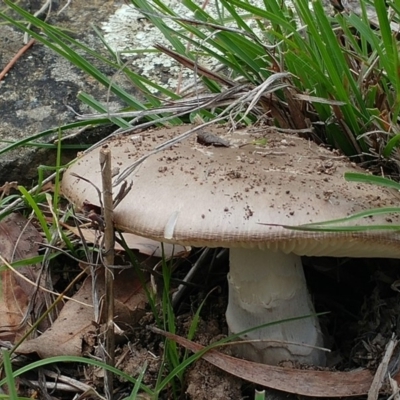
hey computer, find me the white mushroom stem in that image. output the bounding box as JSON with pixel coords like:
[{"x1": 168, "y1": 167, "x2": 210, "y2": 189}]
[{"x1": 226, "y1": 248, "x2": 325, "y2": 365}]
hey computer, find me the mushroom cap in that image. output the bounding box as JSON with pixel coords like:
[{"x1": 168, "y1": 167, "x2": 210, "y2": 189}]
[{"x1": 62, "y1": 125, "x2": 400, "y2": 258}]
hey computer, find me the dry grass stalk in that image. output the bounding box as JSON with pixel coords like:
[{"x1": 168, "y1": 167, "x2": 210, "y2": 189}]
[{"x1": 100, "y1": 146, "x2": 115, "y2": 399}]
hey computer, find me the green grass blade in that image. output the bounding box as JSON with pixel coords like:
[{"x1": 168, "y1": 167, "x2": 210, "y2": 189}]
[
  {"x1": 225, "y1": 0, "x2": 296, "y2": 32},
  {"x1": 77, "y1": 93, "x2": 132, "y2": 129},
  {"x1": 296, "y1": 0, "x2": 362, "y2": 122},
  {"x1": 300, "y1": 205, "x2": 400, "y2": 227},
  {"x1": 0, "y1": 356, "x2": 154, "y2": 396},
  {"x1": 0, "y1": 140, "x2": 87, "y2": 150},
  {"x1": 0, "y1": 254, "x2": 60, "y2": 272},
  {"x1": 18, "y1": 186, "x2": 51, "y2": 242},
  {"x1": 1, "y1": 351, "x2": 18, "y2": 399},
  {"x1": 126, "y1": 362, "x2": 148, "y2": 400},
  {"x1": 131, "y1": 0, "x2": 187, "y2": 54},
  {"x1": 344, "y1": 172, "x2": 400, "y2": 190},
  {"x1": 215, "y1": 31, "x2": 267, "y2": 80},
  {"x1": 1, "y1": 1, "x2": 146, "y2": 109},
  {"x1": 219, "y1": 0, "x2": 255, "y2": 33},
  {"x1": 383, "y1": 134, "x2": 400, "y2": 158},
  {"x1": 0, "y1": 121, "x2": 107, "y2": 155},
  {"x1": 373, "y1": 0, "x2": 400, "y2": 119},
  {"x1": 281, "y1": 224, "x2": 400, "y2": 232}
]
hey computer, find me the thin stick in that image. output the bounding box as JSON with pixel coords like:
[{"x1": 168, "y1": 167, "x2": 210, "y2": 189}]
[
  {"x1": 368, "y1": 335, "x2": 398, "y2": 400},
  {"x1": 99, "y1": 146, "x2": 115, "y2": 399},
  {"x1": 0, "y1": 39, "x2": 35, "y2": 82}
]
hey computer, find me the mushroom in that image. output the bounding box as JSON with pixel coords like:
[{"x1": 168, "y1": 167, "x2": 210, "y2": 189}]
[{"x1": 62, "y1": 125, "x2": 400, "y2": 366}]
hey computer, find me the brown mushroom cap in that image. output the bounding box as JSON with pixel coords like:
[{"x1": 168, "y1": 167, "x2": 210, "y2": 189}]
[{"x1": 62, "y1": 125, "x2": 400, "y2": 257}]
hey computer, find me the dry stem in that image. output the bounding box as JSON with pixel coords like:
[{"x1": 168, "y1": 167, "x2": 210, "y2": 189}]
[{"x1": 100, "y1": 147, "x2": 115, "y2": 399}]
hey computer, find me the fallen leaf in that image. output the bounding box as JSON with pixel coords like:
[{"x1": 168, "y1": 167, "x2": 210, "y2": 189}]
[
  {"x1": 151, "y1": 327, "x2": 387, "y2": 398},
  {"x1": 0, "y1": 213, "x2": 44, "y2": 341},
  {"x1": 16, "y1": 268, "x2": 147, "y2": 358},
  {"x1": 0, "y1": 181, "x2": 19, "y2": 196}
]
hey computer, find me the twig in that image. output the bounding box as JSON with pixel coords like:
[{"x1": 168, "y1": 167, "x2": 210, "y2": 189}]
[
  {"x1": 100, "y1": 147, "x2": 115, "y2": 399},
  {"x1": 43, "y1": 369, "x2": 105, "y2": 398},
  {"x1": 57, "y1": 0, "x2": 72, "y2": 15},
  {"x1": 0, "y1": 39, "x2": 35, "y2": 82},
  {"x1": 172, "y1": 248, "x2": 210, "y2": 308},
  {"x1": 21, "y1": 380, "x2": 80, "y2": 393},
  {"x1": 368, "y1": 335, "x2": 398, "y2": 400},
  {"x1": 388, "y1": 376, "x2": 400, "y2": 400}
]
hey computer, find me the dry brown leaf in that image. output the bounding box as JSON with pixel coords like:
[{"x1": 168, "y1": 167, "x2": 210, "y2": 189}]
[
  {"x1": 0, "y1": 213, "x2": 44, "y2": 341},
  {"x1": 66, "y1": 226, "x2": 190, "y2": 257},
  {"x1": 16, "y1": 268, "x2": 148, "y2": 358},
  {"x1": 16, "y1": 273, "x2": 96, "y2": 357},
  {"x1": 151, "y1": 327, "x2": 396, "y2": 398},
  {"x1": 0, "y1": 181, "x2": 19, "y2": 196},
  {"x1": 283, "y1": 87, "x2": 308, "y2": 131},
  {"x1": 0, "y1": 269, "x2": 29, "y2": 342}
]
